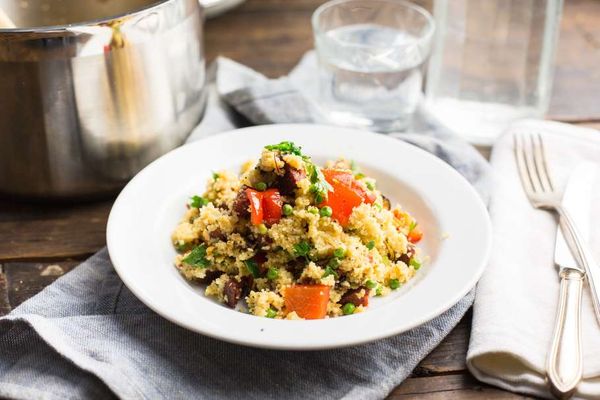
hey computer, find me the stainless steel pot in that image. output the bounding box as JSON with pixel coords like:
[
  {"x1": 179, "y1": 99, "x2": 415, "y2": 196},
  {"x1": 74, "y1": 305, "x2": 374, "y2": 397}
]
[{"x1": 0, "y1": 0, "x2": 207, "y2": 199}]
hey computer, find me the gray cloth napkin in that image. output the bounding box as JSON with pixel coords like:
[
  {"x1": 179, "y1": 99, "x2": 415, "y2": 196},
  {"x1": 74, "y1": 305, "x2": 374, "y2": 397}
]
[{"x1": 0, "y1": 53, "x2": 491, "y2": 400}]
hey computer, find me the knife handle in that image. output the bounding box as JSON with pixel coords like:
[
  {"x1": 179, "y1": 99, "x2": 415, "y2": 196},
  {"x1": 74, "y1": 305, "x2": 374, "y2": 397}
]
[
  {"x1": 547, "y1": 268, "x2": 583, "y2": 399},
  {"x1": 557, "y1": 207, "x2": 600, "y2": 325}
]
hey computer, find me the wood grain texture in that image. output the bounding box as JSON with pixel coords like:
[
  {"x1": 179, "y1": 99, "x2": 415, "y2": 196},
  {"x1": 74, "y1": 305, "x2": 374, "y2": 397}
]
[
  {"x1": 3, "y1": 261, "x2": 79, "y2": 311},
  {"x1": 0, "y1": 199, "x2": 111, "y2": 261},
  {"x1": 389, "y1": 374, "x2": 535, "y2": 399},
  {"x1": 0, "y1": 265, "x2": 11, "y2": 316}
]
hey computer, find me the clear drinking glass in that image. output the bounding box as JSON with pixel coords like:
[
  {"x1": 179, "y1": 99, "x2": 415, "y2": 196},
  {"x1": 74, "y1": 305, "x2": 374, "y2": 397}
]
[
  {"x1": 425, "y1": 0, "x2": 564, "y2": 145},
  {"x1": 312, "y1": 0, "x2": 435, "y2": 132}
]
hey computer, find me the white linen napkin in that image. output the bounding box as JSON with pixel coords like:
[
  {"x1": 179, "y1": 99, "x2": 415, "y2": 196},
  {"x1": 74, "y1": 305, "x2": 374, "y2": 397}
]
[{"x1": 467, "y1": 119, "x2": 600, "y2": 399}]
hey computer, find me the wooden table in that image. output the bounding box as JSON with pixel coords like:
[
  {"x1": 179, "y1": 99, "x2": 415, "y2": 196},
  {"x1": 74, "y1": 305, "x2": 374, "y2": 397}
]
[{"x1": 1, "y1": 0, "x2": 599, "y2": 398}]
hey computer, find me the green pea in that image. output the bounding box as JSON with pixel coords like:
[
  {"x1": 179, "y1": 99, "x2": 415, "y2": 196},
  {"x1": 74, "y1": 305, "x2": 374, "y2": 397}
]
[
  {"x1": 266, "y1": 308, "x2": 277, "y2": 318},
  {"x1": 257, "y1": 223, "x2": 268, "y2": 235},
  {"x1": 365, "y1": 280, "x2": 377, "y2": 289},
  {"x1": 308, "y1": 207, "x2": 319, "y2": 214},
  {"x1": 333, "y1": 247, "x2": 346, "y2": 259},
  {"x1": 366, "y1": 240, "x2": 375, "y2": 250},
  {"x1": 342, "y1": 303, "x2": 356, "y2": 315},
  {"x1": 266, "y1": 267, "x2": 279, "y2": 280},
  {"x1": 319, "y1": 206, "x2": 333, "y2": 217},
  {"x1": 389, "y1": 279, "x2": 400, "y2": 290},
  {"x1": 255, "y1": 182, "x2": 267, "y2": 191},
  {"x1": 376, "y1": 286, "x2": 383, "y2": 296},
  {"x1": 366, "y1": 181, "x2": 375, "y2": 190},
  {"x1": 410, "y1": 258, "x2": 421, "y2": 270},
  {"x1": 283, "y1": 204, "x2": 293, "y2": 216}
]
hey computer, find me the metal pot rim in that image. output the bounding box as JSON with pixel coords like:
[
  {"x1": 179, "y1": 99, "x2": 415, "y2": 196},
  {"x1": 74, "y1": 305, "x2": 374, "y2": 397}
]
[{"x1": 0, "y1": 0, "x2": 179, "y2": 35}]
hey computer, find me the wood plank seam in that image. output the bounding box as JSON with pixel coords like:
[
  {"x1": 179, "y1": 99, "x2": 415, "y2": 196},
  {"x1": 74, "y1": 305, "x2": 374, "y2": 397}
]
[
  {"x1": 0, "y1": 253, "x2": 96, "y2": 264},
  {"x1": 413, "y1": 367, "x2": 468, "y2": 377}
]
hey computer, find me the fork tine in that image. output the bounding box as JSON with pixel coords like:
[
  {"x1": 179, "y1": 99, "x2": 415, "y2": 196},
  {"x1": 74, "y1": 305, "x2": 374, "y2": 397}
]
[
  {"x1": 522, "y1": 133, "x2": 546, "y2": 194},
  {"x1": 525, "y1": 133, "x2": 547, "y2": 194},
  {"x1": 513, "y1": 134, "x2": 536, "y2": 197},
  {"x1": 532, "y1": 133, "x2": 555, "y2": 192}
]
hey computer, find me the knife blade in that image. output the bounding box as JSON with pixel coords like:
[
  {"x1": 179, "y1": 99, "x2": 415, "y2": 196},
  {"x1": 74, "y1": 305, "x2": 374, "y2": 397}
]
[{"x1": 554, "y1": 163, "x2": 596, "y2": 272}]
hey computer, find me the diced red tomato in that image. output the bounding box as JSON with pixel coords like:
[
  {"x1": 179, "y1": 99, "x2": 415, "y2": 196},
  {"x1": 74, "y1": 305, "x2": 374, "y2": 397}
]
[
  {"x1": 322, "y1": 169, "x2": 376, "y2": 204},
  {"x1": 284, "y1": 285, "x2": 330, "y2": 319},
  {"x1": 407, "y1": 226, "x2": 423, "y2": 243},
  {"x1": 322, "y1": 169, "x2": 355, "y2": 186},
  {"x1": 262, "y1": 189, "x2": 282, "y2": 225},
  {"x1": 321, "y1": 180, "x2": 364, "y2": 227},
  {"x1": 245, "y1": 188, "x2": 283, "y2": 226},
  {"x1": 321, "y1": 169, "x2": 376, "y2": 226},
  {"x1": 245, "y1": 188, "x2": 264, "y2": 225}
]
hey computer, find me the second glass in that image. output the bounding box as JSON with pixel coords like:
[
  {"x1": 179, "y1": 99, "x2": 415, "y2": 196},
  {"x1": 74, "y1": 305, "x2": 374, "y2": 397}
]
[
  {"x1": 312, "y1": 0, "x2": 435, "y2": 132},
  {"x1": 425, "y1": 0, "x2": 564, "y2": 145}
]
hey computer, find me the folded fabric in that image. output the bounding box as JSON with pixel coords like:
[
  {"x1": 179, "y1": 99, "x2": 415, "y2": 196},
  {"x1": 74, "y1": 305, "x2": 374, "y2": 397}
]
[
  {"x1": 0, "y1": 54, "x2": 490, "y2": 400},
  {"x1": 467, "y1": 119, "x2": 600, "y2": 399}
]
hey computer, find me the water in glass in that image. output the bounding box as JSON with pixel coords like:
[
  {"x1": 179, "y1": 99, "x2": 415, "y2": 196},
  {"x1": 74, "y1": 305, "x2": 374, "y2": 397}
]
[
  {"x1": 312, "y1": 0, "x2": 434, "y2": 133},
  {"x1": 316, "y1": 23, "x2": 428, "y2": 132}
]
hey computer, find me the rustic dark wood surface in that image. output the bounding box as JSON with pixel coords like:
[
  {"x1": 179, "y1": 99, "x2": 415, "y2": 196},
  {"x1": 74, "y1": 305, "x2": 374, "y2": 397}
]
[{"x1": 2, "y1": 0, "x2": 599, "y2": 398}]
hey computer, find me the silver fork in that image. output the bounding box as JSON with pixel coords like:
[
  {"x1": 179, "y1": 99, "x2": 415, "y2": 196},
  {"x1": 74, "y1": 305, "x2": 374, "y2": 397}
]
[
  {"x1": 514, "y1": 133, "x2": 600, "y2": 398},
  {"x1": 514, "y1": 133, "x2": 600, "y2": 320}
]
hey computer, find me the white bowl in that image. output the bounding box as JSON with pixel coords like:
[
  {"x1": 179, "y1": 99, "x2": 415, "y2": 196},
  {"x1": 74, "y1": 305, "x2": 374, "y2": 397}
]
[{"x1": 107, "y1": 124, "x2": 492, "y2": 350}]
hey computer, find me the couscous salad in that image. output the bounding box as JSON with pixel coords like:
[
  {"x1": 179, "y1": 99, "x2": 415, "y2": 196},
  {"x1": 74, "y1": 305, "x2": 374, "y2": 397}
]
[{"x1": 172, "y1": 141, "x2": 424, "y2": 319}]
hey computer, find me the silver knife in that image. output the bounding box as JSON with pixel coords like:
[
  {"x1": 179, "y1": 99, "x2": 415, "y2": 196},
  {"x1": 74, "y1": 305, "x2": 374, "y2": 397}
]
[{"x1": 547, "y1": 162, "x2": 596, "y2": 399}]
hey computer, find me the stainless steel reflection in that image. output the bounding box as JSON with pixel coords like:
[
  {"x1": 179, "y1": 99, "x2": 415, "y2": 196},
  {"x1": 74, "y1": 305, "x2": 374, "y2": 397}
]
[{"x1": 0, "y1": 0, "x2": 207, "y2": 198}]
